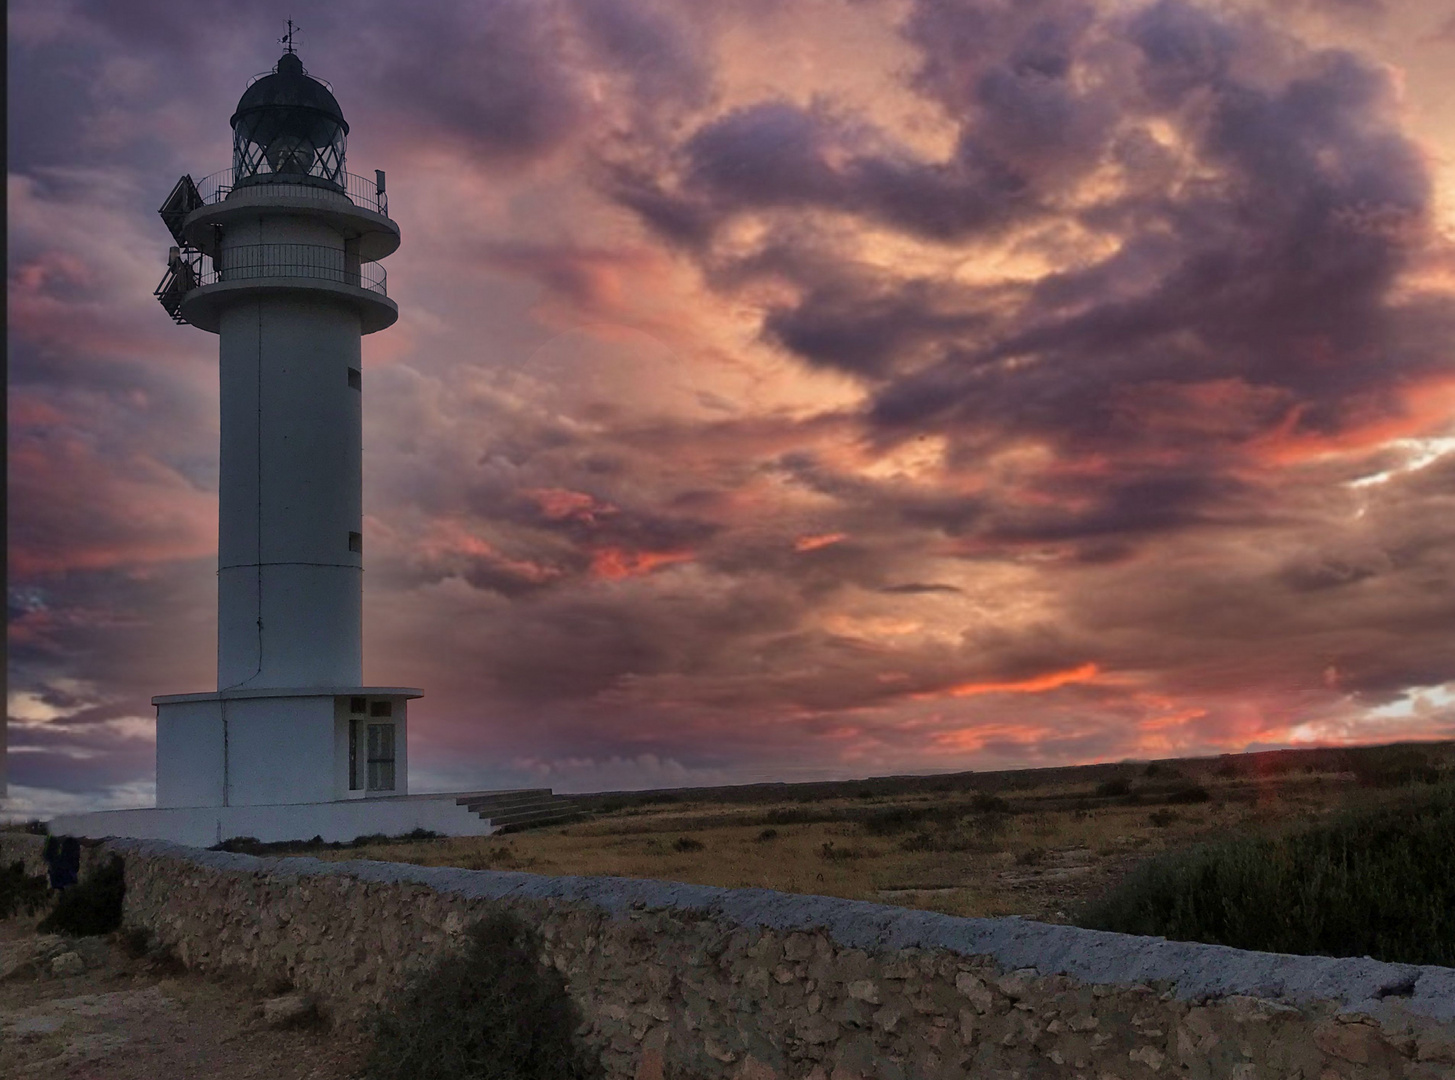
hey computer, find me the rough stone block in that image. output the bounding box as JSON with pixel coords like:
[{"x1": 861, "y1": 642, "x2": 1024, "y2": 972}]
[
  {"x1": 261, "y1": 991, "x2": 314, "y2": 1027},
  {"x1": 1313, "y1": 1020, "x2": 1387, "y2": 1064},
  {"x1": 50, "y1": 951, "x2": 86, "y2": 978}
]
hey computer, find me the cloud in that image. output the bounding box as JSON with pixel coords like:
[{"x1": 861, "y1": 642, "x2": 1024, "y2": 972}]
[{"x1": 9, "y1": 0, "x2": 1455, "y2": 812}]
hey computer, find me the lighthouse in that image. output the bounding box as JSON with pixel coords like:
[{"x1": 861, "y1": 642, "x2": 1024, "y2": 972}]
[
  {"x1": 50, "y1": 43, "x2": 510, "y2": 844},
  {"x1": 165, "y1": 49, "x2": 391, "y2": 696}
]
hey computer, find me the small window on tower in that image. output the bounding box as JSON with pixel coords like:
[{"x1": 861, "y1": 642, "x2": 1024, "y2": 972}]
[
  {"x1": 350, "y1": 697, "x2": 366, "y2": 714},
  {"x1": 347, "y1": 367, "x2": 361, "y2": 390},
  {"x1": 369, "y1": 701, "x2": 392, "y2": 718},
  {"x1": 349, "y1": 531, "x2": 363, "y2": 553}
]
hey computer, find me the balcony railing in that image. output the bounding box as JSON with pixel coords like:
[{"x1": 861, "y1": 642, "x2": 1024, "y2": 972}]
[
  {"x1": 194, "y1": 167, "x2": 388, "y2": 216},
  {"x1": 200, "y1": 243, "x2": 388, "y2": 295}
]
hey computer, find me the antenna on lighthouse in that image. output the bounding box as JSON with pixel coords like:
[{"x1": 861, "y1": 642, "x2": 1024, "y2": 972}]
[{"x1": 280, "y1": 19, "x2": 300, "y2": 54}]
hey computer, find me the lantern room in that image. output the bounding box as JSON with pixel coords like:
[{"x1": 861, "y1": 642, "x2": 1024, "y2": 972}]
[{"x1": 230, "y1": 51, "x2": 349, "y2": 189}]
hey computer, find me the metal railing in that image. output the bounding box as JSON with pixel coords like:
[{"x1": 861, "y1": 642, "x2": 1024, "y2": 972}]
[
  {"x1": 198, "y1": 243, "x2": 387, "y2": 295},
  {"x1": 194, "y1": 167, "x2": 388, "y2": 216}
]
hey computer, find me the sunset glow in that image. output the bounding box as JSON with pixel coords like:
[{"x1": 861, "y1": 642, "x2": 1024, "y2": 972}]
[
  {"x1": 928, "y1": 664, "x2": 1103, "y2": 701},
  {"x1": 8, "y1": 0, "x2": 1455, "y2": 813}
]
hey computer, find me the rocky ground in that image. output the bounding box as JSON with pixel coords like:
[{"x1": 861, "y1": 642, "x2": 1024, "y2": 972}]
[{"x1": 0, "y1": 913, "x2": 369, "y2": 1079}]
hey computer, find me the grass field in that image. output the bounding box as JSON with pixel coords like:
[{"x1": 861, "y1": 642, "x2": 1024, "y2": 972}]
[{"x1": 291, "y1": 740, "x2": 1455, "y2": 927}]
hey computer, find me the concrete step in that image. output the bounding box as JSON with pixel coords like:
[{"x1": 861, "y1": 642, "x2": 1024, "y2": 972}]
[
  {"x1": 467, "y1": 796, "x2": 558, "y2": 814},
  {"x1": 459, "y1": 796, "x2": 554, "y2": 813},
  {"x1": 482, "y1": 803, "x2": 577, "y2": 826},
  {"x1": 455, "y1": 788, "x2": 550, "y2": 810}
]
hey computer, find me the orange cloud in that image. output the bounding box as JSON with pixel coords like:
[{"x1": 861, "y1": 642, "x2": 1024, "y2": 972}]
[
  {"x1": 7, "y1": 438, "x2": 216, "y2": 576},
  {"x1": 794, "y1": 532, "x2": 847, "y2": 552},
  {"x1": 920, "y1": 662, "x2": 1101, "y2": 700},
  {"x1": 416, "y1": 520, "x2": 563, "y2": 585},
  {"x1": 524, "y1": 487, "x2": 617, "y2": 523},
  {"x1": 931, "y1": 721, "x2": 1064, "y2": 752},
  {"x1": 1250, "y1": 377, "x2": 1455, "y2": 466},
  {"x1": 590, "y1": 547, "x2": 694, "y2": 580}
]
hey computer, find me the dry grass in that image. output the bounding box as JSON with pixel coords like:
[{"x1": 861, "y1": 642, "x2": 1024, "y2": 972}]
[{"x1": 294, "y1": 742, "x2": 1455, "y2": 922}]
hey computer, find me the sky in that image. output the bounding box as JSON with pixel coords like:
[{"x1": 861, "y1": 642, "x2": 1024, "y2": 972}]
[{"x1": 8, "y1": 0, "x2": 1455, "y2": 816}]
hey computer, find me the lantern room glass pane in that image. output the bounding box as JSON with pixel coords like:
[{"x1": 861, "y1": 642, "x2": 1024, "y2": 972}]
[{"x1": 232, "y1": 109, "x2": 347, "y2": 189}]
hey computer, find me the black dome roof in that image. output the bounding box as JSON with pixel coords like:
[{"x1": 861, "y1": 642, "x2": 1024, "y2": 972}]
[{"x1": 229, "y1": 53, "x2": 348, "y2": 134}]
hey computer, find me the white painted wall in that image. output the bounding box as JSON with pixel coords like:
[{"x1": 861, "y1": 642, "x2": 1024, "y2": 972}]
[
  {"x1": 51, "y1": 794, "x2": 495, "y2": 848},
  {"x1": 156, "y1": 700, "x2": 226, "y2": 808},
  {"x1": 216, "y1": 294, "x2": 364, "y2": 690},
  {"x1": 157, "y1": 691, "x2": 414, "y2": 809},
  {"x1": 224, "y1": 695, "x2": 337, "y2": 805}
]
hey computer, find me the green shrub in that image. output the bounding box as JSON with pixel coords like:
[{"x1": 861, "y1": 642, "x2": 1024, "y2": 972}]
[
  {"x1": 211, "y1": 829, "x2": 445, "y2": 856},
  {"x1": 366, "y1": 912, "x2": 602, "y2": 1080},
  {"x1": 39, "y1": 854, "x2": 125, "y2": 937},
  {"x1": 1165, "y1": 785, "x2": 1210, "y2": 804},
  {"x1": 863, "y1": 807, "x2": 923, "y2": 835},
  {"x1": 0, "y1": 860, "x2": 50, "y2": 919},
  {"x1": 763, "y1": 807, "x2": 823, "y2": 826},
  {"x1": 1347, "y1": 745, "x2": 1448, "y2": 788},
  {"x1": 1078, "y1": 785, "x2": 1455, "y2": 966},
  {"x1": 898, "y1": 831, "x2": 937, "y2": 852},
  {"x1": 118, "y1": 924, "x2": 153, "y2": 959},
  {"x1": 969, "y1": 792, "x2": 1010, "y2": 814},
  {"x1": 863, "y1": 804, "x2": 962, "y2": 834}
]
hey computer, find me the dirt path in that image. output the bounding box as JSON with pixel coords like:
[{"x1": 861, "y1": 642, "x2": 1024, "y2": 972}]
[{"x1": 0, "y1": 915, "x2": 369, "y2": 1079}]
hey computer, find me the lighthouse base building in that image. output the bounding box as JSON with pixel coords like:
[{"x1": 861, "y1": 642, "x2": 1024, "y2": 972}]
[
  {"x1": 50, "y1": 49, "x2": 555, "y2": 846},
  {"x1": 53, "y1": 687, "x2": 504, "y2": 848}
]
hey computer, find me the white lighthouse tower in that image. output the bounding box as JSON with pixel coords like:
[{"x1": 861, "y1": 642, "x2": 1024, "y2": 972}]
[{"x1": 51, "y1": 42, "x2": 510, "y2": 845}]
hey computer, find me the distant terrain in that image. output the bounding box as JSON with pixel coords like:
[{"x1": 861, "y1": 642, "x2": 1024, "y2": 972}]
[{"x1": 298, "y1": 739, "x2": 1455, "y2": 928}]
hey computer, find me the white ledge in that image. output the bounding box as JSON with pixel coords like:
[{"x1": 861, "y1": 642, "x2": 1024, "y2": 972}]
[{"x1": 153, "y1": 685, "x2": 424, "y2": 705}]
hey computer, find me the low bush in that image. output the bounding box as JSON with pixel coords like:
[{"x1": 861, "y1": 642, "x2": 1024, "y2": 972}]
[
  {"x1": 862, "y1": 804, "x2": 962, "y2": 835},
  {"x1": 211, "y1": 829, "x2": 444, "y2": 856},
  {"x1": 40, "y1": 854, "x2": 125, "y2": 937},
  {"x1": 1165, "y1": 785, "x2": 1210, "y2": 804},
  {"x1": 671, "y1": 836, "x2": 704, "y2": 853},
  {"x1": 762, "y1": 807, "x2": 829, "y2": 826},
  {"x1": 1094, "y1": 778, "x2": 1132, "y2": 799},
  {"x1": 118, "y1": 924, "x2": 153, "y2": 959},
  {"x1": 1078, "y1": 784, "x2": 1455, "y2": 966},
  {"x1": 1348, "y1": 745, "x2": 1448, "y2": 788},
  {"x1": 755, "y1": 828, "x2": 779, "y2": 842},
  {"x1": 969, "y1": 793, "x2": 1010, "y2": 814},
  {"x1": 898, "y1": 831, "x2": 937, "y2": 853},
  {"x1": 0, "y1": 860, "x2": 50, "y2": 919},
  {"x1": 818, "y1": 841, "x2": 861, "y2": 861},
  {"x1": 366, "y1": 911, "x2": 602, "y2": 1080},
  {"x1": 1148, "y1": 809, "x2": 1179, "y2": 828},
  {"x1": 862, "y1": 807, "x2": 923, "y2": 835}
]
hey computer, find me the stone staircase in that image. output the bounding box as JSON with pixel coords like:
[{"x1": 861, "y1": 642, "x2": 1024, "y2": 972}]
[{"x1": 455, "y1": 789, "x2": 584, "y2": 833}]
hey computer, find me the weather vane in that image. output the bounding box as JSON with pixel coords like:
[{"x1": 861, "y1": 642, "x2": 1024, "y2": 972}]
[{"x1": 280, "y1": 19, "x2": 300, "y2": 54}]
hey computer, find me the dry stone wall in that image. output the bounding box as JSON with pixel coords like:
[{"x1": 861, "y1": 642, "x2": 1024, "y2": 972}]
[
  {"x1": 0, "y1": 832, "x2": 107, "y2": 880},
  {"x1": 30, "y1": 837, "x2": 1455, "y2": 1078}
]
